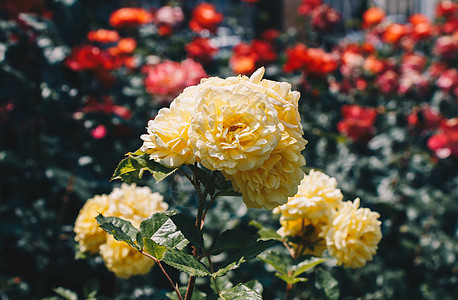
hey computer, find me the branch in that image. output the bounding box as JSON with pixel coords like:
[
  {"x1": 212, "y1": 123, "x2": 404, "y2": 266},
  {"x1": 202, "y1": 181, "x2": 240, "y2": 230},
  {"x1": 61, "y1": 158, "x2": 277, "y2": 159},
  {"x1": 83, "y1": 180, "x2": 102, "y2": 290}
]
[{"x1": 141, "y1": 251, "x2": 183, "y2": 300}]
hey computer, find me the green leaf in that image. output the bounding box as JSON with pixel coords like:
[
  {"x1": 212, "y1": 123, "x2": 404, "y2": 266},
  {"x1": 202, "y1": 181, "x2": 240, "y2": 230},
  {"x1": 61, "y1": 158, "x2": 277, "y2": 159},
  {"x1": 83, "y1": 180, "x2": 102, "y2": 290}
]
[
  {"x1": 53, "y1": 287, "x2": 78, "y2": 300},
  {"x1": 213, "y1": 257, "x2": 246, "y2": 277},
  {"x1": 257, "y1": 251, "x2": 290, "y2": 275},
  {"x1": 96, "y1": 215, "x2": 139, "y2": 250},
  {"x1": 137, "y1": 212, "x2": 188, "y2": 250},
  {"x1": 228, "y1": 240, "x2": 274, "y2": 263},
  {"x1": 243, "y1": 280, "x2": 263, "y2": 295},
  {"x1": 275, "y1": 273, "x2": 308, "y2": 284},
  {"x1": 111, "y1": 154, "x2": 177, "y2": 183},
  {"x1": 218, "y1": 283, "x2": 262, "y2": 300},
  {"x1": 316, "y1": 269, "x2": 339, "y2": 300},
  {"x1": 249, "y1": 220, "x2": 283, "y2": 241},
  {"x1": 211, "y1": 229, "x2": 255, "y2": 255},
  {"x1": 170, "y1": 213, "x2": 204, "y2": 250},
  {"x1": 291, "y1": 257, "x2": 326, "y2": 278},
  {"x1": 143, "y1": 238, "x2": 167, "y2": 260},
  {"x1": 161, "y1": 249, "x2": 210, "y2": 277}
]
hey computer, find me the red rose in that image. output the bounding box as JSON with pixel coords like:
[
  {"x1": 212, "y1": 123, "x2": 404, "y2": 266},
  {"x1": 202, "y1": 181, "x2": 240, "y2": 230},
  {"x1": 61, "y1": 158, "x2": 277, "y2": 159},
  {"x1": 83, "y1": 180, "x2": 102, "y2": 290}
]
[
  {"x1": 189, "y1": 3, "x2": 223, "y2": 34},
  {"x1": 185, "y1": 37, "x2": 218, "y2": 64},
  {"x1": 337, "y1": 105, "x2": 378, "y2": 143},
  {"x1": 109, "y1": 8, "x2": 153, "y2": 28}
]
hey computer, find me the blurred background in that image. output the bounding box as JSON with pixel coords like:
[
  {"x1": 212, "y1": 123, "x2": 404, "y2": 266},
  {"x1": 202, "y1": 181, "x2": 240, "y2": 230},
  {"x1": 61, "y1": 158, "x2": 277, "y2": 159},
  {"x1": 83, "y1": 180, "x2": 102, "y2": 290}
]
[{"x1": 0, "y1": 0, "x2": 457, "y2": 299}]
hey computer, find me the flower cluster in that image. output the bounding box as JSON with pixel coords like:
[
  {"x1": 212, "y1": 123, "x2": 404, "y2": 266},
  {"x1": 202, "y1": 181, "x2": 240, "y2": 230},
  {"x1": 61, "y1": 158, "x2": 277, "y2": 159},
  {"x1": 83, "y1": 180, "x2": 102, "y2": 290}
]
[
  {"x1": 74, "y1": 184, "x2": 168, "y2": 278},
  {"x1": 141, "y1": 67, "x2": 307, "y2": 209},
  {"x1": 275, "y1": 170, "x2": 382, "y2": 268}
]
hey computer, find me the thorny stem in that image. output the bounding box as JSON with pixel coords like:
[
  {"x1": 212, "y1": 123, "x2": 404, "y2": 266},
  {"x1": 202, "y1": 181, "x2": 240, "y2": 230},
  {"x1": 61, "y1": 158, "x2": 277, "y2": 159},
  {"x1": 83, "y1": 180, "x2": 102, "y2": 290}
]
[{"x1": 141, "y1": 251, "x2": 183, "y2": 300}]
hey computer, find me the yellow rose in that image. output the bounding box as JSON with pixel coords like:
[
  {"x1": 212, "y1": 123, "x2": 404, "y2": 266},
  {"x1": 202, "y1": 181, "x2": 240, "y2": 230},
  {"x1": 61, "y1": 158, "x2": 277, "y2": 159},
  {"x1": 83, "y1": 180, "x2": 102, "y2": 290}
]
[
  {"x1": 140, "y1": 91, "x2": 197, "y2": 168},
  {"x1": 141, "y1": 67, "x2": 306, "y2": 209},
  {"x1": 227, "y1": 129, "x2": 306, "y2": 209},
  {"x1": 273, "y1": 170, "x2": 342, "y2": 256},
  {"x1": 99, "y1": 235, "x2": 155, "y2": 279},
  {"x1": 107, "y1": 183, "x2": 168, "y2": 222},
  {"x1": 74, "y1": 184, "x2": 168, "y2": 278},
  {"x1": 74, "y1": 194, "x2": 110, "y2": 254},
  {"x1": 189, "y1": 79, "x2": 282, "y2": 174},
  {"x1": 274, "y1": 170, "x2": 343, "y2": 226},
  {"x1": 324, "y1": 198, "x2": 382, "y2": 268}
]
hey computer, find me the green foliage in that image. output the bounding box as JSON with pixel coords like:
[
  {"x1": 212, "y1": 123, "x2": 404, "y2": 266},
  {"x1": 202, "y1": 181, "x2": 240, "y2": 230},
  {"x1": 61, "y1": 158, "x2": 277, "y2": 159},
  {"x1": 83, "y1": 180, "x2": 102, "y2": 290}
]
[
  {"x1": 218, "y1": 283, "x2": 263, "y2": 300},
  {"x1": 258, "y1": 251, "x2": 325, "y2": 285},
  {"x1": 161, "y1": 249, "x2": 210, "y2": 277},
  {"x1": 95, "y1": 215, "x2": 139, "y2": 250},
  {"x1": 111, "y1": 154, "x2": 177, "y2": 184}
]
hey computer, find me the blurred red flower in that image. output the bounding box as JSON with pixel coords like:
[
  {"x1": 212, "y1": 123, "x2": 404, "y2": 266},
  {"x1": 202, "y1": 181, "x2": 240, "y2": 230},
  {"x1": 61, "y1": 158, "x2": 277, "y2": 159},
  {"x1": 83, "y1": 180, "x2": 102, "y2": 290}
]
[
  {"x1": 283, "y1": 43, "x2": 308, "y2": 73},
  {"x1": 230, "y1": 40, "x2": 277, "y2": 74},
  {"x1": 283, "y1": 44, "x2": 337, "y2": 76},
  {"x1": 154, "y1": 6, "x2": 184, "y2": 36},
  {"x1": 362, "y1": 7, "x2": 385, "y2": 28},
  {"x1": 109, "y1": 8, "x2": 153, "y2": 28},
  {"x1": 81, "y1": 96, "x2": 132, "y2": 120},
  {"x1": 155, "y1": 6, "x2": 184, "y2": 26},
  {"x1": 401, "y1": 53, "x2": 427, "y2": 72},
  {"x1": 298, "y1": 0, "x2": 322, "y2": 15},
  {"x1": 435, "y1": 0, "x2": 458, "y2": 18},
  {"x1": 363, "y1": 56, "x2": 385, "y2": 74},
  {"x1": 108, "y1": 38, "x2": 137, "y2": 56},
  {"x1": 427, "y1": 118, "x2": 458, "y2": 158},
  {"x1": 261, "y1": 29, "x2": 281, "y2": 42},
  {"x1": 337, "y1": 105, "x2": 378, "y2": 143},
  {"x1": 90, "y1": 124, "x2": 107, "y2": 139},
  {"x1": 382, "y1": 23, "x2": 409, "y2": 43},
  {"x1": 87, "y1": 29, "x2": 120, "y2": 43},
  {"x1": 185, "y1": 37, "x2": 218, "y2": 64},
  {"x1": 433, "y1": 35, "x2": 458, "y2": 60},
  {"x1": 310, "y1": 4, "x2": 341, "y2": 32},
  {"x1": 436, "y1": 68, "x2": 458, "y2": 96},
  {"x1": 143, "y1": 59, "x2": 207, "y2": 103},
  {"x1": 376, "y1": 70, "x2": 399, "y2": 95},
  {"x1": 408, "y1": 14, "x2": 434, "y2": 40},
  {"x1": 189, "y1": 3, "x2": 223, "y2": 34},
  {"x1": 65, "y1": 45, "x2": 121, "y2": 71},
  {"x1": 407, "y1": 106, "x2": 443, "y2": 133}
]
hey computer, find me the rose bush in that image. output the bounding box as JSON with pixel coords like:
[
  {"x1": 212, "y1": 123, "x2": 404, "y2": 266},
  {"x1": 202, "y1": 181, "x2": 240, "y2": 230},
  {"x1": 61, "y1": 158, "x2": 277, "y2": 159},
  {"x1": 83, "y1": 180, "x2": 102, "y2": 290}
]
[{"x1": 0, "y1": 0, "x2": 456, "y2": 299}]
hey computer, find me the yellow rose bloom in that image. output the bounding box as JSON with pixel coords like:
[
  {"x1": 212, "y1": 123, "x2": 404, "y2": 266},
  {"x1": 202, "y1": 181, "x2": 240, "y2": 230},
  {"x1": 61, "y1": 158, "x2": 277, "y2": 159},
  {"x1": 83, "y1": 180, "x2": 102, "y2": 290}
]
[
  {"x1": 189, "y1": 82, "x2": 282, "y2": 174},
  {"x1": 74, "y1": 194, "x2": 110, "y2": 254},
  {"x1": 100, "y1": 235, "x2": 155, "y2": 279},
  {"x1": 141, "y1": 67, "x2": 306, "y2": 209},
  {"x1": 140, "y1": 93, "x2": 197, "y2": 168},
  {"x1": 274, "y1": 170, "x2": 343, "y2": 226},
  {"x1": 324, "y1": 198, "x2": 382, "y2": 268},
  {"x1": 273, "y1": 170, "x2": 342, "y2": 256},
  {"x1": 74, "y1": 184, "x2": 168, "y2": 278},
  {"x1": 227, "y1": 130, "x2": 306, "y2": 209},
  {"x1": 106, "y1": 183, "x2": 169, "y2": 222}
]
